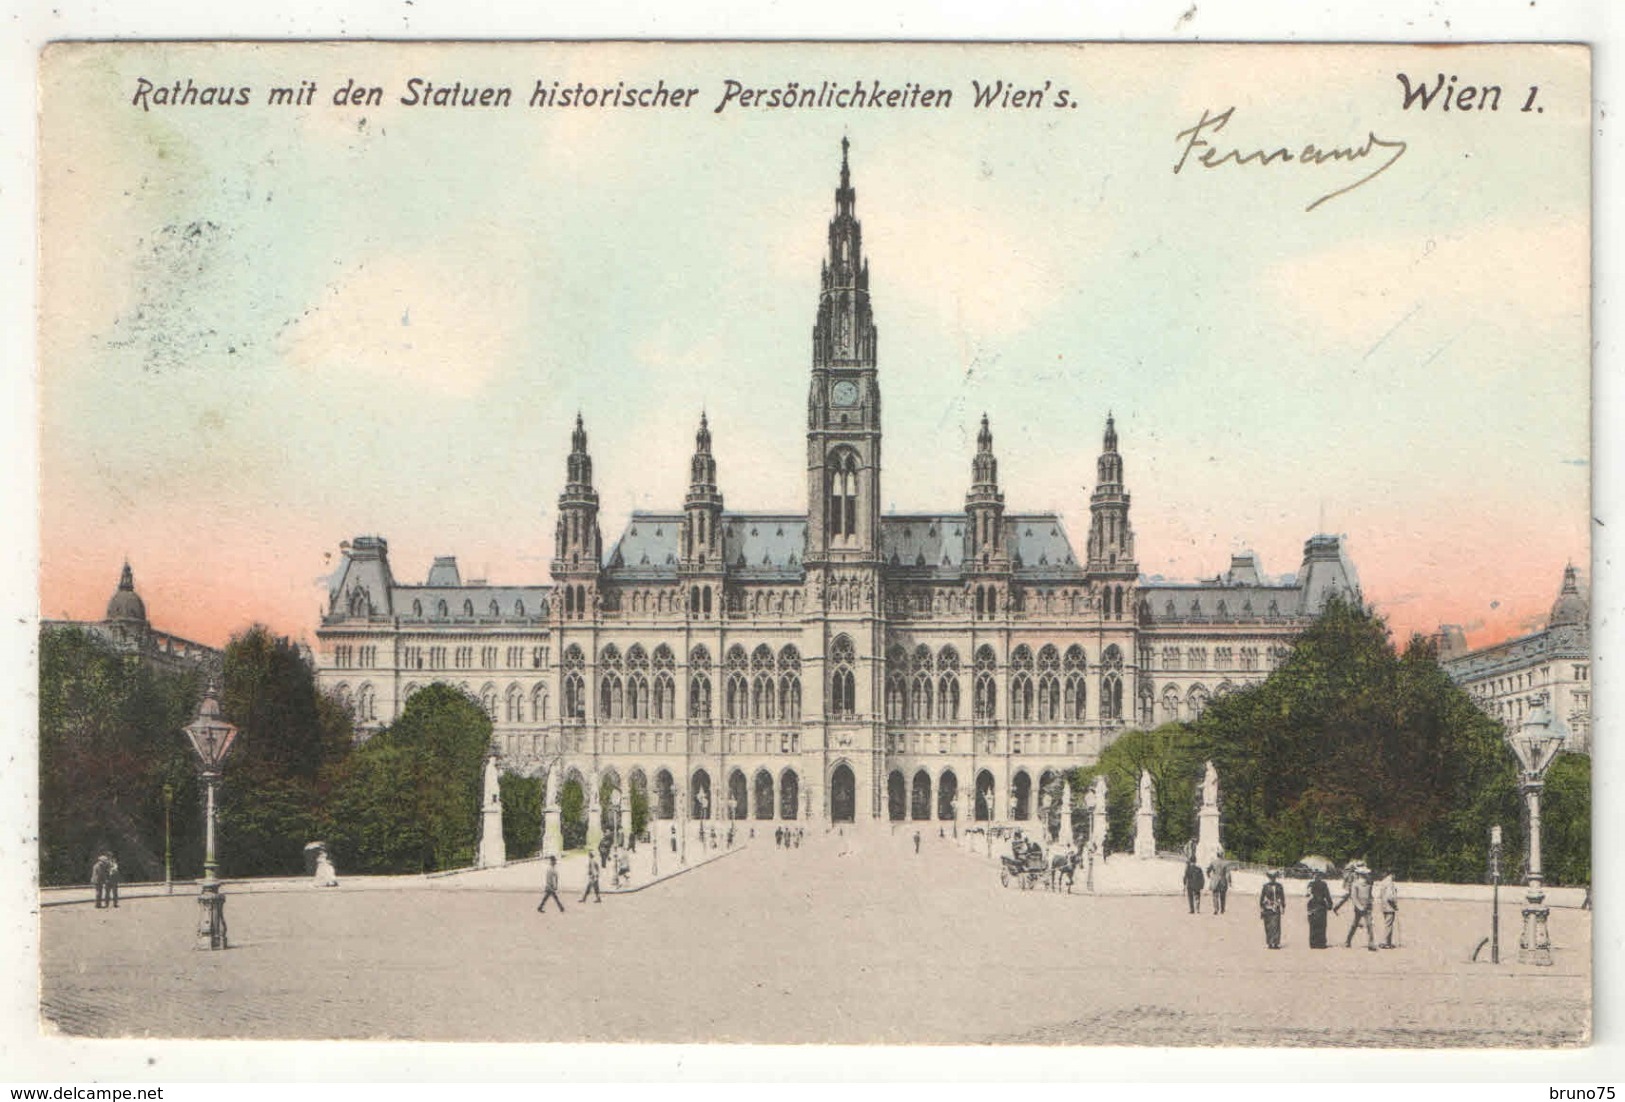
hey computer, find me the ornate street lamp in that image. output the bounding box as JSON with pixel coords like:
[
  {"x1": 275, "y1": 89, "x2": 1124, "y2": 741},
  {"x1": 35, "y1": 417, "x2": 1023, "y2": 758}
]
[
  {"x1": 183, "y1": 683, "x2": 239, "y2": 950},
  {"x1": 1508, "y1": 695, "x2": 1566, "y2": 966}
]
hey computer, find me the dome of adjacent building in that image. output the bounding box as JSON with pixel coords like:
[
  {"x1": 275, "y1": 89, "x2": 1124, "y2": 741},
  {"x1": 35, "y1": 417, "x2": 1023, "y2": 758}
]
[
  {"x1": 1548, "y1": 565, "x2": 1587, "y2": 628},
  {"x1": 104, "y1": 562, "x2": 148, "y2": 623}
]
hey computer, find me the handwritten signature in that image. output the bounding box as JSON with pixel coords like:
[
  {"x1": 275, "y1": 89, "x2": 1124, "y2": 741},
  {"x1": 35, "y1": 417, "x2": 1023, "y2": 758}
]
[{"x1": 1173, "y1": 107, "x2": 1408, "y2": 212}]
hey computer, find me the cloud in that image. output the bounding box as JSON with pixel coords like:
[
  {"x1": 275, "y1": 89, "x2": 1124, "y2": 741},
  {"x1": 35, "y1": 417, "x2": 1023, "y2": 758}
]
[
  {"x1": 1262, "y1": 216, "x2": 1587, "y2": 343},
  {"x1": 278, "y1": 241, "x2": 525, "y2": 397}
]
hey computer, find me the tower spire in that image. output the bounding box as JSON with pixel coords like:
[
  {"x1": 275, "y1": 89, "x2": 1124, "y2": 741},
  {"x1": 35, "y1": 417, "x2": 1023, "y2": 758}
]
[{"x1": 813, "y1": 139, "x2": 876, "y2": 368}]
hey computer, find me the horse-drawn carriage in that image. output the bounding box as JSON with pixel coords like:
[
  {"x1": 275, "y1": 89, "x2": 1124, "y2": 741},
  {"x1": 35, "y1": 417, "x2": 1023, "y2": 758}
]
[{"x1": 999, "y1": 846, "x2": 1048, "y2": 890}]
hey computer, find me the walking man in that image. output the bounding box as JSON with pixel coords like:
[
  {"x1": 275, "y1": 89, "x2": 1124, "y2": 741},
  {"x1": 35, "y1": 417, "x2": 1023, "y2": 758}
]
[
  {"x1": 1306, "y1": 871, "x2": 1333, "y2": 949},
  {"x1": 1207, "y1": 859, "x2": 1230, "y2": 915},
  {"x1": 105, "y1": 853, "x2": 120, "y2": 908},
  {"x1": 1183, "y1": 857, "x2": 1205, "y2": 914},
  {"x1": 1260, "y1": 869, "x2": 1286, "y2": 948},
  {"x1": 913, "y1": 830, "x2": 921, "y2": 855},
  {"x1": 1377, "y1": 870, "x2": 1399, "y2": 948},
  {"x1": 1334, "y1": 865, "x2": 1377, "y2": 951},
  {"x1": 537, "y1": 855, "x2": 565, "y2": 913},
  {"x1": 581, "y1": 855, "x2": 602, "y2": 903}
]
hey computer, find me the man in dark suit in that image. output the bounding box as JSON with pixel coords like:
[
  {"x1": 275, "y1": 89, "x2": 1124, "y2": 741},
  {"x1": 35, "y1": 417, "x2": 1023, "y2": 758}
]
[{"x1": 1183, "y1": 858, "x2": 1205, "y2": 914}]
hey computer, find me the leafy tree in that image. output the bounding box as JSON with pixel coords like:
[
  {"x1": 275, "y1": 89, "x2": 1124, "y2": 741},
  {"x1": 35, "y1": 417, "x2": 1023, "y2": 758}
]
[
  {"x1": 37, "y1": 627, "x2": 204, "y2": 885},
  {"x1": 209, "y1": 625, "x2": 353, "y2": 876},
  {"x1": 322, "y1": 683, "x2": 491, "y2": 873},
  {"x1": 222, "y1": 625, "x2": 349, "y2": 781},
  {"x1": 500, "y1": 772, "x2": 543, "y2": 860},
  {"x1": 1183, "y1": 598, "x2": 1524, "y2": 880},
  {"x1": 1069, "y1": 724, "x2": 1204, "y2": 855},
  {"x1": 560, "y1": 777, "x2": 587, "y2": 850},
  {"x1": 1540, "y1": 753, "x2": 1590, "y2": 887}
]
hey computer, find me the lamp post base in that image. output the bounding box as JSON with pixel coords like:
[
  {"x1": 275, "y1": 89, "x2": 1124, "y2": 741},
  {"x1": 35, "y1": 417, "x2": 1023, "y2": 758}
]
[
  {"x1": 1518, "y1": 889, "x2": 1552, "y2": 966},
  {"x1": 195, "y1": 879, "x2": 229, "y2": 951}
]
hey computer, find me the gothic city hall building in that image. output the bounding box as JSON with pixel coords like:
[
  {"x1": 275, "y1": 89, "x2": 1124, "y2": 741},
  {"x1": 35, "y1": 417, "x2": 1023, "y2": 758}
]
[{"x1": 315, "y1": 143, "x2": 1360, "y2": 828}]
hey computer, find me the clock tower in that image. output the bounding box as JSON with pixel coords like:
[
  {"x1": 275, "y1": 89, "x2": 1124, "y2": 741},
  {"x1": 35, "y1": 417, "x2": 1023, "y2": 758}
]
[{"x1": 806, "y1": 137, "x2": 881, "y2": 563}]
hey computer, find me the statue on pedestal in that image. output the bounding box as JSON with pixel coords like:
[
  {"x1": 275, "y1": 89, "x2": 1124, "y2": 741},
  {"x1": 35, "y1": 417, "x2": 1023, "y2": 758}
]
[{"x1": 1134, "y1": 769, "x2": 1156, "y2": 859}]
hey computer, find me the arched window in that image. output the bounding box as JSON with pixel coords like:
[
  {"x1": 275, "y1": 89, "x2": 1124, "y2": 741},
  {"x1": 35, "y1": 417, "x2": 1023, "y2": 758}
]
[
  {"x1": 1036, "y1": 645, "x2": 1061, "y2": 723},
  {"x1": 885, "y1": 645, "x2": 907, "y2": 722},
  {"x1": 514, "y1": 599, "x2": 525, "y2": 617},
  {"x1": 625, "y1": 645, "x2": 650, "y2": 720},
  {"x1": 827, "y1": 449, "x2": 860, "y2": 541},
  {"x1": 652, "y1": 645, "x2": 676, "y2": 721},
  {"x1": 937, "y1": 647, "x2": 960, "y2": 721},
  {"x1": 436, "y1": 599, "x2": 448, "y2": 619},
  {"x1": 355, "y1": 683, "x2": 375, "y2": 722},
  {"x1": 778, "y1": 646, "x2": 802, "y2": 723},
  {"x1": 1063, "y1": 645, "x2": 1087, "y2": 720},
  {"x1": 751, "y1": 645, "x2": 776, "y2": 722},
  {"x1": 725, "y1": 645, "x2": 748, "y2": 723},
  {"x1": 531, "y1": 683, "x2": 548, "y2": 723},
  {"x1": 1187, "y1": 683, "x2": 1211, "y2": 720},
  {"x1": 505, "y1": 683, "x2": 523, "y2": 723},
  {"x1": 464, "y1": 599, "x2": 475, "y2": 617},
  {"x1": 911, "y1": 645, "x2": 934, "y2": 722},
  {"x1": 830, "y1": 635, "x2": 856, "y2": 718},
  {"x1": 1010, "y1": 645, "x2": 1034, "y2": 723},
  {"x1": 480, "y1": 684, "x2": 497, "y2": 720},
  {"x1": 599, "y1": 645, "x2": 624, "y2": 720},
  {"x1": 1161, "y1": 685, "x2": 1180, "y2": 724},
  {"x1": 411, "y1": 599, "x2": 423, "y2": 617},
  {"x1": 689, "y1": 645, "x2": 712, "y2": 721},
  {"x1": 1101, "y1": 644, "x2": 1125, "y2": 721},
  {"x1": 974, "y1": 645, "x2": 998, "y2": 721},
  {"x1": 563, "y1": 645, "x2": 586, "y2": 719}
]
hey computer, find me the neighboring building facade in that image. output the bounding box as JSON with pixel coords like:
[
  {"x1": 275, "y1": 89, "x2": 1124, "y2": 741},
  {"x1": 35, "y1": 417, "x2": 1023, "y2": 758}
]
[
  {"x1": 1438, "y1": 566, "x2": 1592, "y2": 753},
  {"x1": 314, "y1": 144, "x2": 1360, "y2": 828},
  {"x1": 43, "y1": 562, "x2": 222, "y2": 677}
]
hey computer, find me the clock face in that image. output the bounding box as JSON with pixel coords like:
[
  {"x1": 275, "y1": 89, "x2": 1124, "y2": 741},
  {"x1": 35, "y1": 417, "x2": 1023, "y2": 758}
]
[{"x1": 831, "y1": 380, "x2": 860, "y2": 407}]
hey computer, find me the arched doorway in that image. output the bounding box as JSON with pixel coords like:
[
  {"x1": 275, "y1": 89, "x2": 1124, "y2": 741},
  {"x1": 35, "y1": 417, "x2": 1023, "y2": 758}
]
[
  {"x1": 830, "y1": 763, "x2": 856, "y2": 823},
  {"x1": 1039, "y1": 769, "x2": 1058, "y2": 839},
  {"x1": 690, "y1": 768, "x2": 712, "y2": 820},
  {"x1": 599, "y1": 770, "x2": 622, "y2": 837},
  {"x1": 779, "y1": 770, "x2": 800, "y2": 820},
  {"x1": 728, "y1": 769, "x2": 748, "y2": 822},
  {"x1": 629, "y1": 768, "x2": 649, "y2": 840},
  {"x1": 561, "y1": 771, "x2": 587, "y2": 850},
  {"x1": 887, "y1": 770, "x2": 906, "y2": 822},
  {"x1": 938, "y1": 770, "x2": 958, "y2": 821},
  {"x1": 753, "y1": 769, "x2": 775, "y2": 820},
  {"x1": 975, "y1": 770, "x2": 995, "y2": 822},
  {"x1": 1012, "y1": 771, "x2": 1032, "y2": 821},
  {"x1": 655, "y1": 769, "x2": 675, "y2": 820},
  {"x1": 911, "y1": 769, "x2": 932, "y2": 821}
]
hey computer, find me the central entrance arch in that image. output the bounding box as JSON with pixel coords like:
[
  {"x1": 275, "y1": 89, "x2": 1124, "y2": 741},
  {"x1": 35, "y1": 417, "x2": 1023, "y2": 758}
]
[
  {"x1": 830, "y1": 763, "x2": 856, "y2": 823},
  {"x1": 911, "y1": 770, "x2": 932, "y2": 821}
]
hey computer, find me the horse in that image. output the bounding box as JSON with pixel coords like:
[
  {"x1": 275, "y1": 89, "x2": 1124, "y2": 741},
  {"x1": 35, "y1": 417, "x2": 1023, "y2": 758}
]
[{"x1": 1049, "y1": 849, "x2": 1081, "y2": 893}]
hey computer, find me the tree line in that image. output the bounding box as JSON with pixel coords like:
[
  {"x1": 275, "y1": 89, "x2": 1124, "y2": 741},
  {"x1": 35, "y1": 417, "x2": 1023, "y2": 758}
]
[
  {"x1": 40, "y1": 600, "x2": 1589, "y2": 886},
  {"x1": 1059, "y1": 599, "x2": 1588, "y2": 885}
]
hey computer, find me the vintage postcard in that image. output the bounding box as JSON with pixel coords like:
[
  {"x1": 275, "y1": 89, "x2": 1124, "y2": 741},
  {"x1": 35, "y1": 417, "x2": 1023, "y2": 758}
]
[{"x1": 34, "y1": 41, "x2": 1590, "y2": 1049}]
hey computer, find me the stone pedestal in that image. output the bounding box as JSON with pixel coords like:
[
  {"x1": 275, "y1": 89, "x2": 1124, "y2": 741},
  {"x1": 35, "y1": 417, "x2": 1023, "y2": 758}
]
[
  {"x1": 1134, "y1": 769, "x2": 1155, "y2": 859},
  {"x1": 542, "y1": 807, "x2": 563, "y2": 859},
  {"x1": 476, "y1": 755, "x2": 506, "y2": 869},
  {"x1": 1134, "y1": 810, "x2": 1155, "y2": 859},
  {"x1": 1196, "y1": 806, "x2": 1221, "y2": 869}
]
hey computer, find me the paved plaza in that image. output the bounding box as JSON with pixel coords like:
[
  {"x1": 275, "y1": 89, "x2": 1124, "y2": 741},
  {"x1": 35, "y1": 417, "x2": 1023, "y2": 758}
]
[{"x1": 40, "y1": 830, "x2": 1589, "y2": 1046}]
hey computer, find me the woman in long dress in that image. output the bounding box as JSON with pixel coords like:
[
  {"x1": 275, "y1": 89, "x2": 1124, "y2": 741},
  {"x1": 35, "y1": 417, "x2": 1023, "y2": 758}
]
[{"x1": 1306, "y1": 871, "x2": 1332, "y2": 948}]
